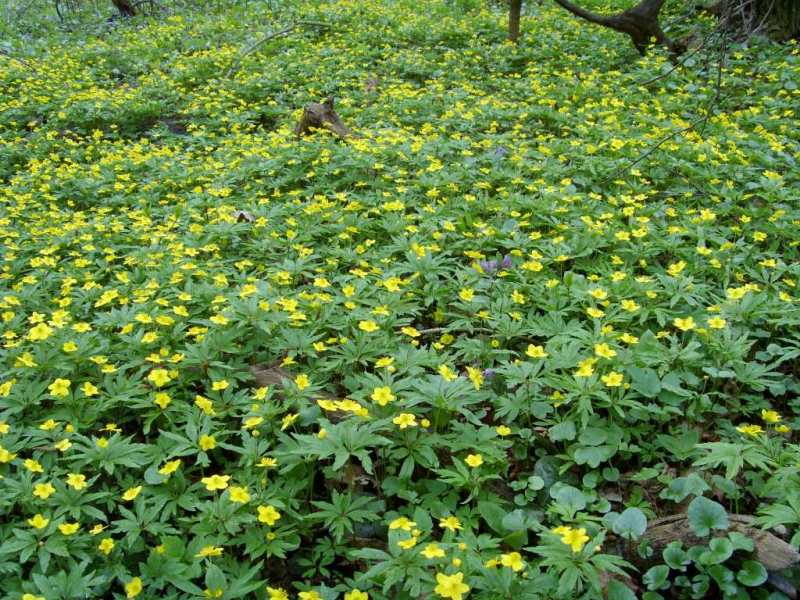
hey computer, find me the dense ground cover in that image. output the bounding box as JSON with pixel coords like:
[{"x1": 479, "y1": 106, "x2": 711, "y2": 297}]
[{"x1": 1, "y1": 0, "x2": 799, "y2": 598}]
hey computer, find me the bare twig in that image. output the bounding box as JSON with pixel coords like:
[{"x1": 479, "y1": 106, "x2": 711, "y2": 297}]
[{"x1": 225, "y1": 20, "x2": 331, "y2": 78}]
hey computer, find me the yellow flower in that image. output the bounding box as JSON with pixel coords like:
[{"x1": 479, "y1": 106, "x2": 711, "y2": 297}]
[
  {"x1": 392, "y1": 413, "x2": 418, "y2": 429},
  {"x1": 201, "y1": 475, "x2": 230, "y2": 491},
  {"x1": 588, "y1": 288, "x2": 607, "y2": 300},
  {"x1": 375, "y1": 356, "x2": 394, "y2": 368},
  {"x1": 243, "y1": 416, "x2": 264, "y2": 430},
  {"x1": 28, "y1": 513, "x2": 50, "y2": 529},
  {"x1": 211, "y1": 379, "x2": 228, "y2": 391},
  {"x1": 299, "y1": 592, "x2": 321, "y2": 600},
  {"x1": 459, "y1": 288, "x2": 474, "y2": 302},
  {"x1": 199, "y1": 435, "x2": 216, "y2": 451},
  {"x1": 439, "y1": 516, "x2": 462, "y2": 531},
  {"x1": 601, "y1": 372, "x2": 624, "y2": 387},
  {"x1": 673, "y1": 316, "x2": 696, "y2": 331},
  {"x1": 736, "y1": 424, "x2": 764, "y2": 437},
  {"x1": 23, "y1": 594, "x2": 45, "y2": 600},
  {"x1": 125, "y1": 577, "x2": 143, "y2": 598},
  {"x1": 28, "y1": 322, "x2": 53, "y2": 341},
  {"x1": 158, "y1": 459, "x2": 182, "y2": 476},
  {"x1": 344, "y1": 590, "x2": 369, "y2": 600},
  {"x1": 257, "y1": 504, "x2": 281, "y2": 525},
  {"x1": 465, "y1": 366, "x2": 483, "y2": 390},
  {"x1": 761, "y1": 409, "x2": 781, "y2": 423},
  {"x1": 495, "y1": 425, "x2": 511, "y2": 436},
  {"x1": 560, "y1": 527, "x2": 590, "y2": 553},
  {"x1": 620, "y1": 299, "x2": 640, "y2": 312},
  {"x1": 24, "y1": 459, "x2": 43, "y2": 473},
  {"x1": 195, "y1": 545, "x2": 224, "y2": 558},
  {"x1": 33, "y1": 482, "x2": 56, "y2": 499},
  {"x1": 500, "y1": 551, "x2": 524, "y2": 571},
  {"x1": 593, "y1": 343, "x2": 616, "y2": 359},
  {"x1": 434, "y1": 572, "x2": 470, "y2": 600},
  {"x1": 422, "y1": 542, "x2": 446, "y2": 559},
  {"x1": 147, "y1": 369, "x2": 171, "y2": 387},
  {"x1": 229, "y1": 486, "x2": 250, "y2": 503},
  {"x1": 464, "y1": 454, "x2": 483, "y2": 468},
  {"x1": 152, "y1": 392, "x2": 171, "y2": 409},
  {"x1": 574, "y1": 358, "x2": 596, "y2": 378},
  {"x1": 58, "y1": 522, "x2": 80, "y2": 535},
  {"x1": 401, "y1": 326, "x2": 420, "y2": 337},
  {"x1": 388, "y1": 516, "x2": 416, "y2": 531},
  {"x1": 81, "y1": 382, "x2": 99, "y2": 396},
  {"x1": 438, "y1": 364, "x2": 457, "y2": 382},
  {"x1": 358, "y1": 320, "x2": 380, "y2": 332},
  {"x1": 397, "y1": 536, "x2": 418, "y2": 549},
  {"x1": 295, "y1": 374, "x2": 310, "y2": 390},
  {"x1": 280, "y1": 413, "x2": 299, "y2": 430},
  {"x1": 526, "y1": 344, "x2": 548, "y2": 359},
  {"x1": 371, "y1": 386, "x2": 395, "y2": 406},
  {"x1": 0, "y1": 445, "x2": 17, "y2": 462},
  {"x1": 266, "y1": 588, "x2": 289, "y2": 600},
  {"x1": 122, "y1": 486, "x2": 142, "y2": 501},
  {"x1": 98, "y1": 537, "x2": 115, "y2": 555},
  {"x1": 49, "y1": 378, "x2": 71, "y2": 397}
]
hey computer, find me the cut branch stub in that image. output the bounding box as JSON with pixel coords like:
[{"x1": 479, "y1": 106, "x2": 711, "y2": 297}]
[{"x1": 294, "y1": 96, "x2": 353, "y2": 139}]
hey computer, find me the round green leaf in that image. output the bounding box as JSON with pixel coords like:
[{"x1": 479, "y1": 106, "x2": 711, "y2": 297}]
[
  {"x1": 663, "y1": 541, "x2": 689, "y2": 570},
  {"x1": 687, "y1": 496, "x2": 729, "y2": 537},
  {"x1": 613, "y1": 507, "x2": 648, "y2": 540},
  {"x1": 736, "y1": 560, "x2": 768, "y2": 587},
  {"x1": 643, "y1": 565, "x2": 670, "y2": 590},
  {"x1": 700, "y1": 537, "x2": 733, "y2": 565}
]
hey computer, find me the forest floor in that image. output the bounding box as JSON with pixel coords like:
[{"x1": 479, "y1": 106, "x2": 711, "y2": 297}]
[{"x1": 1, "y1": 1, "x2": 799, "y2": 599}]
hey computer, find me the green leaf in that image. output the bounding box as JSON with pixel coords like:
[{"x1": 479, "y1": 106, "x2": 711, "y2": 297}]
[
  {"x1": 687, "y1": 496, "x2": 729, "y2": 537},
  {"x1": 700, "y1": 537, "x2": 733, "y2": 565},
  {"x1": 628, "y1": 367, "x2": 662, "y2": 398},
  {"x1": 607, "y1": 580, "x2": 637, "y2": 600},
  {"x1": 736, "y1": 560, "x2": 767, "y2": 587},
  {"x1": 659, "y1": 473, "x2": 710, "y2": 503},
  {"x1": 613, "y1": 507, "x2": 647, "y2": 540},
  {"x1": 662, "y1": 542, "x2": 689, "y2": 570},
  {"x1": 727, "y1": 531, "x2": 754, "y2": 553},
  {"x1": 550, "y1": 421, "x2": 576, "y2": 441},
  {"x1": 643, "y1": 565, "x2": 670, "y2": 590}
]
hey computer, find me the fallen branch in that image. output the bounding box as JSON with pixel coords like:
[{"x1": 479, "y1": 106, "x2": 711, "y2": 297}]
[
  {"x1": 225, "y1": 20, "x2": 331, "y2": 78},
  {"x1": 644, "y1": 513, "x2": 800, "y2": 571},
  {"x1": 553, "y1": 0, "x2": 685, "y2": 56}
]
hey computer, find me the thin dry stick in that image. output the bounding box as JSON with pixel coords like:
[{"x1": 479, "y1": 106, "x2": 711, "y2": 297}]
[{"x1": 225, "y1": 20, "x2": 330, "y2": 78}]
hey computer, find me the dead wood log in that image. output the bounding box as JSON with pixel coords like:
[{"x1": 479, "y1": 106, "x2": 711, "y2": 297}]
[
  {"x1": 644, "y1": 513, "x2": 800, "y2": 571},
  {"x1": 553, "y1": 0, "x2": 686, "y2": 56},
  {"x1": 294, "y1": 96, "x2": 353, "y2": 139}
]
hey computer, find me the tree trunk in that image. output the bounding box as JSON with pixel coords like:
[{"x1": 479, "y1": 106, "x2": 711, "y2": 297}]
[
  {"x1": 509, "y1": 0, "x2": 523, "y2": 42},
  {"x1": 111, "y1": 0, "x2": 136, "y2": 16},
  {"x1": 719, "y1": 0, "x2": 800, "y2": 40}
]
